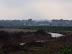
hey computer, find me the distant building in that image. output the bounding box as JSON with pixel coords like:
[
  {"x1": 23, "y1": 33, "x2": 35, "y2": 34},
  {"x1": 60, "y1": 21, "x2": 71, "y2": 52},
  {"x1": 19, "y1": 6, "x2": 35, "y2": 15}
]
[{"x1": 0, "y1": 19, "x2": 72, "y2": 26}]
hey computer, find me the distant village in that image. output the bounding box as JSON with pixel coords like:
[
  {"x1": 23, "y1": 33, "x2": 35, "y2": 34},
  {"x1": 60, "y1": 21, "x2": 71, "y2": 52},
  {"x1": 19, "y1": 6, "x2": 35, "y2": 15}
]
[{"x1": 0, "y1": 19, "x2": 72, "y2": 26}]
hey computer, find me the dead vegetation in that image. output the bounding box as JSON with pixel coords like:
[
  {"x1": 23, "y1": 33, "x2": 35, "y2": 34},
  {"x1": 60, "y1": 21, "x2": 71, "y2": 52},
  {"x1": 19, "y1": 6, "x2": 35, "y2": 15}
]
[{"x1": 0, "y1": 28, "x2": 72, "y2": 54}]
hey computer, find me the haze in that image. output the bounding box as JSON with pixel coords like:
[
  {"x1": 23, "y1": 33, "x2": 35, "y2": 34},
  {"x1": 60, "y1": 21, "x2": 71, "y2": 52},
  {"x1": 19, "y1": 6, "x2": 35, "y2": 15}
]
[{"x1": 0, "y1": 0, "x2": 72, "y2": 20}]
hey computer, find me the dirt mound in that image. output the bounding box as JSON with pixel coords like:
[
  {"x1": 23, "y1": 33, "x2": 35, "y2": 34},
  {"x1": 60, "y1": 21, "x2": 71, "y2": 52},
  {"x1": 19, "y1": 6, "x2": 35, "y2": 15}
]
[{"x1": 35, "y1": 30, "x2": 47, "y2": 35}]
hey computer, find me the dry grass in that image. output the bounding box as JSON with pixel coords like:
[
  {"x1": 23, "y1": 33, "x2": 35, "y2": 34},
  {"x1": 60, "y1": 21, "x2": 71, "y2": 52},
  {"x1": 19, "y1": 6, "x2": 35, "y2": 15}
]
[
  {"x1": 0, "y1": 28, "x2": 72, "y2": 54},
  {"x1": 0, "y1": 28, "x2": 37, "y2": 33}
]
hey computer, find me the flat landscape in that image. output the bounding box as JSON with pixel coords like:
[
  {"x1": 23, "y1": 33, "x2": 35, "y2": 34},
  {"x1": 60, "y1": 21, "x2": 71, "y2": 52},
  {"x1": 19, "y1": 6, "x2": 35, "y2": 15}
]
[
  {"x1": 0, "y1": 0, "x2": 72, "y2": 54},
  {"x1": 0, "y1": 28, "x2": 36, "y2": 33},
  {"x1": 0, "y1": 26, "x2": 72, "y2": 54}
]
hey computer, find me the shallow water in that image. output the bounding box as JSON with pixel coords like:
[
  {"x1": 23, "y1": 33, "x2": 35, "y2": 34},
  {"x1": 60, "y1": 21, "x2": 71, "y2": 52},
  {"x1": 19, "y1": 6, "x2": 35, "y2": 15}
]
[
  {"x1": 20, "y1": 43, "x2": 26, "y2": 45},
  {"x1": 49, "y1": 32, "x2": 63, "y2": 37}
]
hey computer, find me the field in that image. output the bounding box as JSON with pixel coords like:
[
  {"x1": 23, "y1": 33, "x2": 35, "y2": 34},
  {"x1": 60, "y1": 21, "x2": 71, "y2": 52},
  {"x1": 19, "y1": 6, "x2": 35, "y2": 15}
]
[
  {"x1": 3, "y1": 26, "x2": 72, "y2": 31},
  {"x1": 0, "y1": 26, "x2": 72, "y2": 54}
]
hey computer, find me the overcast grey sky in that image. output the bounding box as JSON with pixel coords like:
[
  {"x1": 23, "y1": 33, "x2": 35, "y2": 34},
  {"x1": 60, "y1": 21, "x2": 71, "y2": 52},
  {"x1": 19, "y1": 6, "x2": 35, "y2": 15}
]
[{"x1": 0, "y1": 0, "x2": 72, "y2": 20}]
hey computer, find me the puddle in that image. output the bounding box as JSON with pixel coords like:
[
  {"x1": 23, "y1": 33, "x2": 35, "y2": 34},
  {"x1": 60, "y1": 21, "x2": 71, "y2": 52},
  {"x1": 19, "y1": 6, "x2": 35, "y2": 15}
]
[{"x1": 49, "y1": 32, "x2": 63, "y2": 37}]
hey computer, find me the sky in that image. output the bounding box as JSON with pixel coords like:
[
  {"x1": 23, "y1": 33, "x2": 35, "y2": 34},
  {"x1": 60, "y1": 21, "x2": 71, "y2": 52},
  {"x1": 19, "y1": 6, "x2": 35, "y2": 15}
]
[{"x1": 0, "y1": 0, "x2": 72, "y2": 20}]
